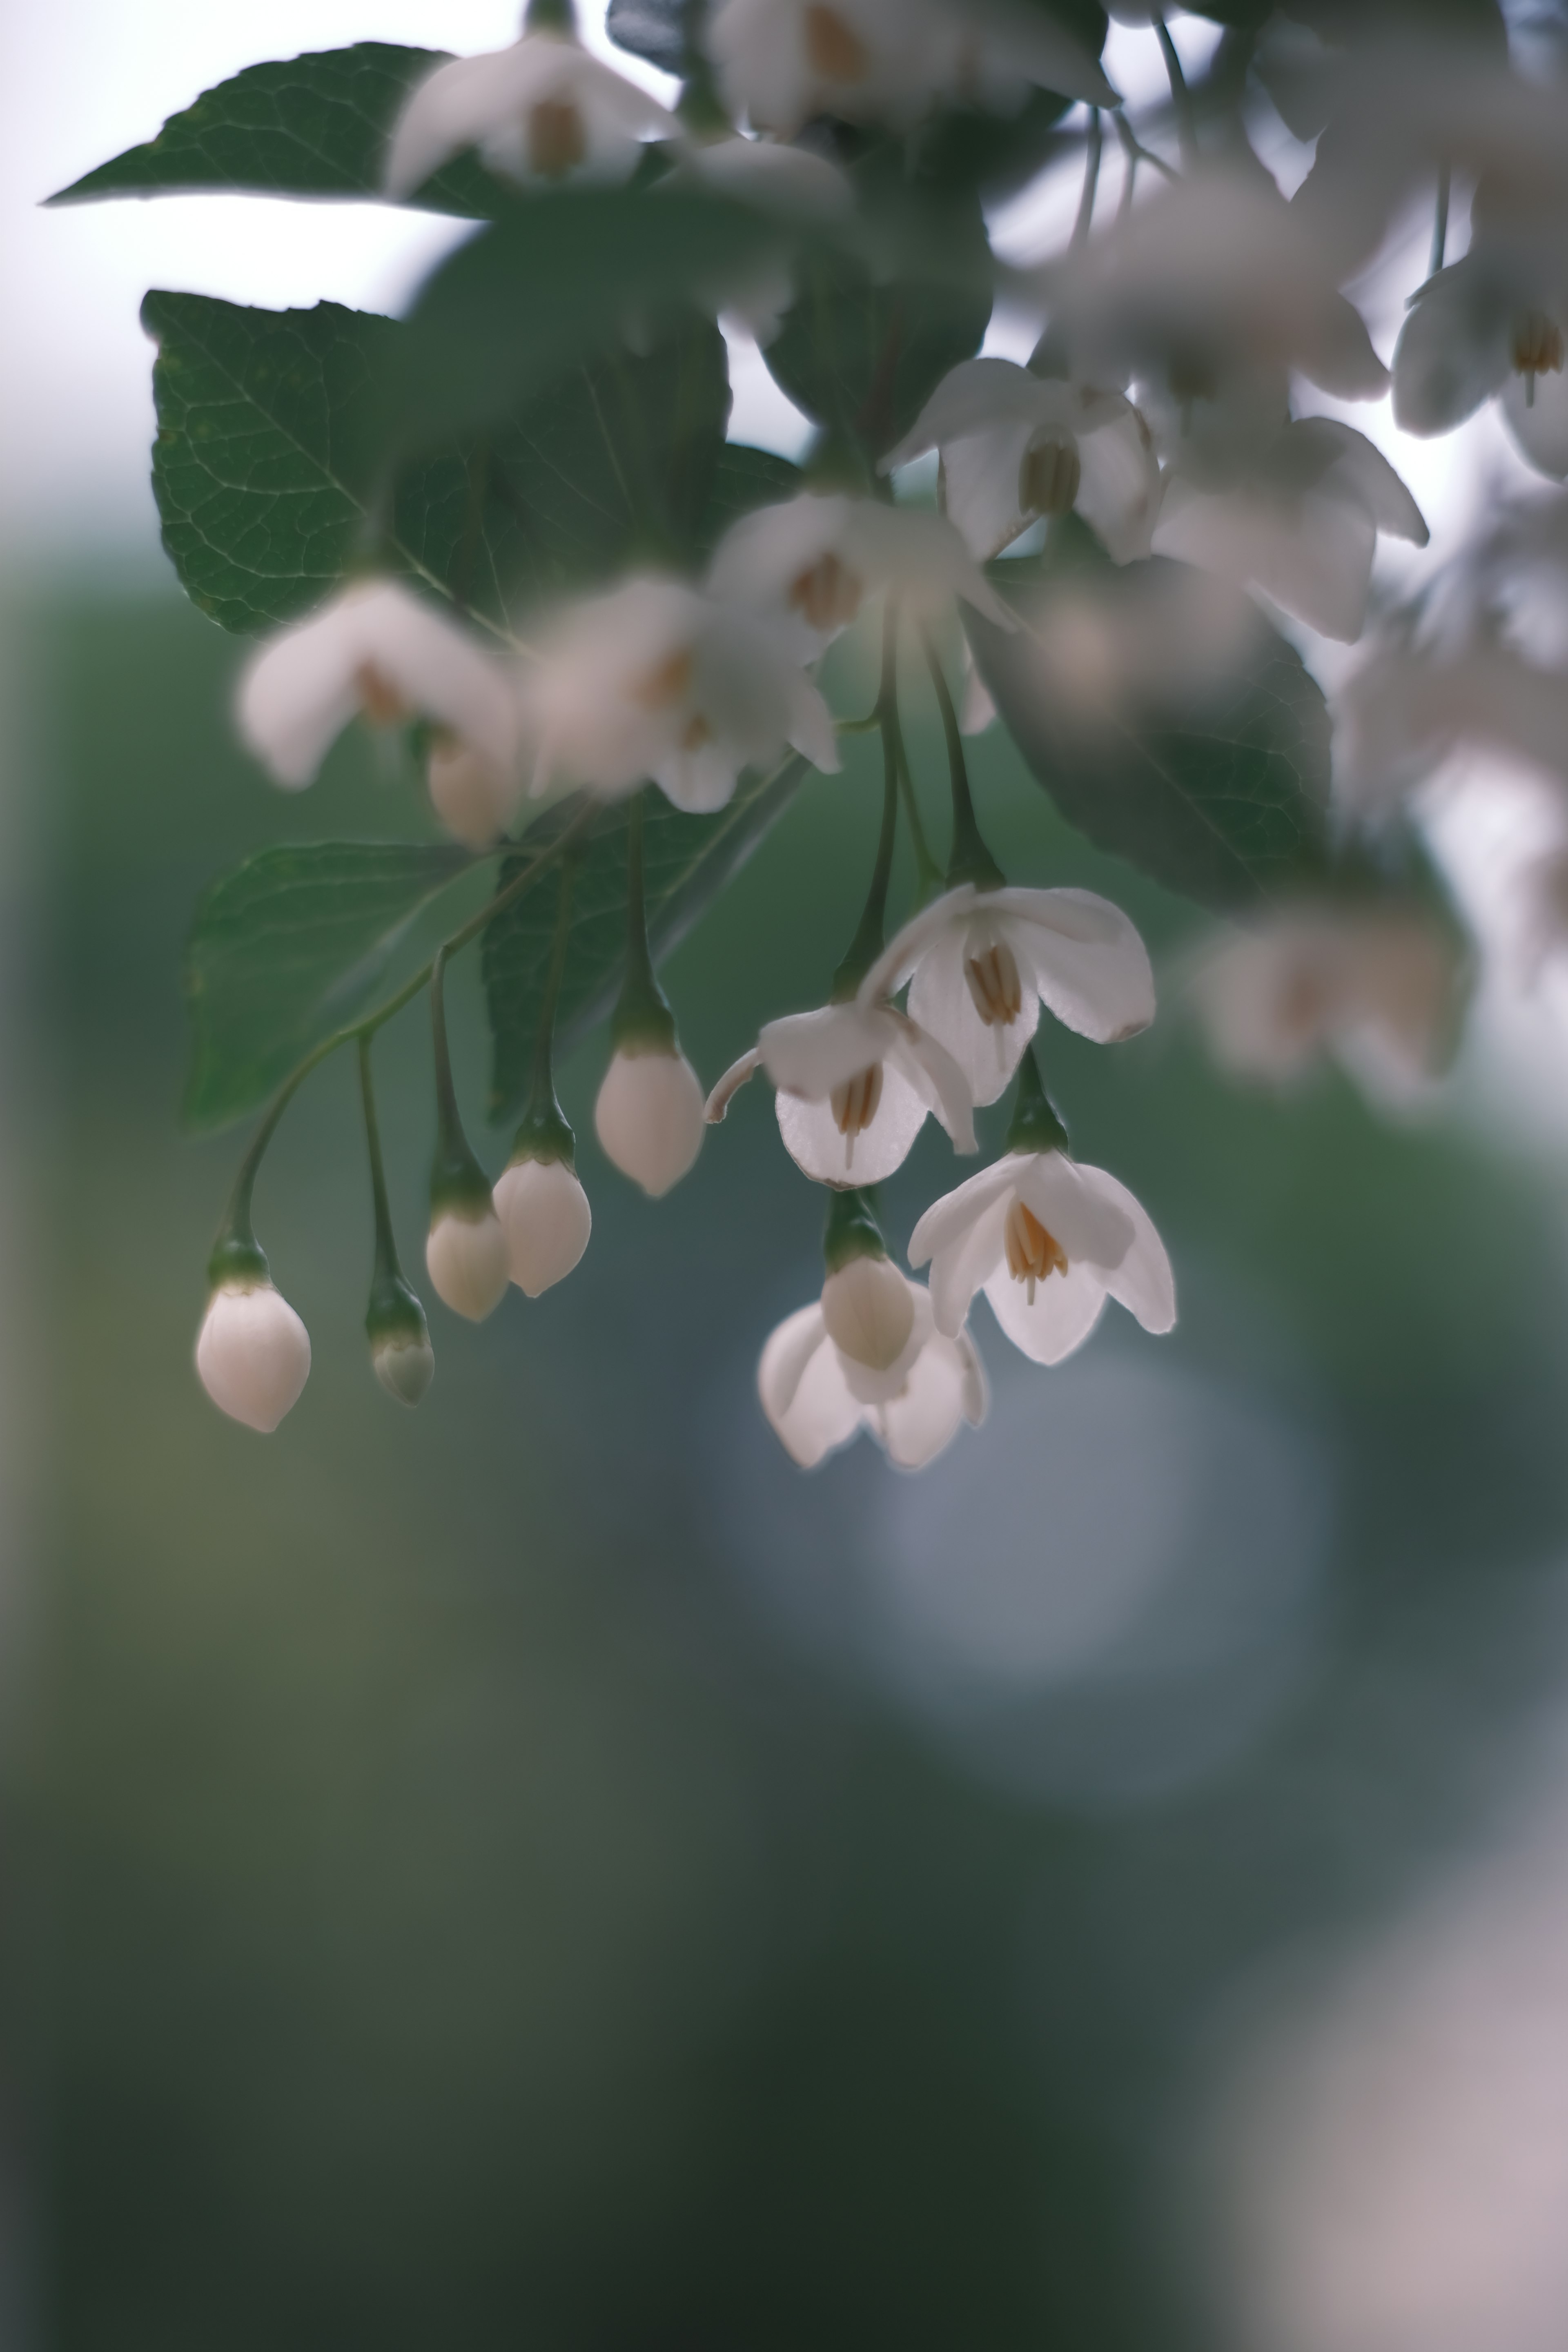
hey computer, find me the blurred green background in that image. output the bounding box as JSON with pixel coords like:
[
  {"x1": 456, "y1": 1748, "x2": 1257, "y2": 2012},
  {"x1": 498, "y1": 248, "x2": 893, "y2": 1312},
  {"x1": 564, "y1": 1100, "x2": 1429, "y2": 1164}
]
[{"x1": 23, "y1": 587, "x2": 1568, "y2": 2347}]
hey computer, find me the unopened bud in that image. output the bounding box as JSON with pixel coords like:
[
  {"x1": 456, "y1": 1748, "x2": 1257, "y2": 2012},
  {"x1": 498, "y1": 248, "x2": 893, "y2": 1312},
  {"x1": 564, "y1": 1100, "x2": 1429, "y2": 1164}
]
[
  {"x1": 594, "y1": 1043, "x2": 705, "y2": 1197},
  {"x1": 196, "y1": 1276, "x2": 311, "y2": 1434},
  {"x1": 493, "y1": 1154, "x2": 592, "y2": 1296},
  {"x1": 427, "y1": 735, "x2": 522, "y2": 849},
  {"x1": 366, "y1": 1275, "x2": 434, "y2": 1409},
  {"x1": 821, "y1": 1254, "x2": 914, "y2": 1372},
  {"x1": 425, "y1": 1200, "x2": 510, "y2": 1321}
]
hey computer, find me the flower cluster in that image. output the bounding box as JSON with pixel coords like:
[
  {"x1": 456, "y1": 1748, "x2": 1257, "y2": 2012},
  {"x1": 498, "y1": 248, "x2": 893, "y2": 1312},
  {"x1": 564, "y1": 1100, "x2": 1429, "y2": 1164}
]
[{"x1": 57, "y1": 0, "x2": 1553, "y2": 1459}]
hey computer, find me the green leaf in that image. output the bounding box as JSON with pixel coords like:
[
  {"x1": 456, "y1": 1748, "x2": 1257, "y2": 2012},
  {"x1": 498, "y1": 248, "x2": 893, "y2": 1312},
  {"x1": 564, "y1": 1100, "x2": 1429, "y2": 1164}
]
[
  {"x1": 49, "y1": 44, "x2": 503, "y2": 216},
  {"x1": 388, "y1": 186, "x2": 780, "y2": 454},
  {"x1": 184, "y1": 842, "x2": 475, "y2": 1131},
  {"x1": 968, "y1": 534, "x2": 1333, "y2": 909},
  {"x1": 143, "y1": 292, "x2": 398, "y2": 633},
  {"x1": 483, "y1": 763, "x2": 807, "y2": 1124},
  {"x1": 762, "y1": 166, "x2": 992, "y2": 460},
  {"x1": 691, "y1": 444, "x2": 804, "y2": 560}
]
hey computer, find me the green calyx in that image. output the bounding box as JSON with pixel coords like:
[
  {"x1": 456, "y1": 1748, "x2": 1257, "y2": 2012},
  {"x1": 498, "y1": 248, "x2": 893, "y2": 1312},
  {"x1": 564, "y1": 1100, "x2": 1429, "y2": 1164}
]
[
  {"x1": 429, "y1": 1153, "x2": 495, "y2": 1223},
  {"x1": 510, "y1": 1096, "x2": 576, "y2": 1171},
  {"x1": 1004, "y1": 1045, "x2": 1071, "y2": 1158},
  {"x1": 822, "y1": 1185, "x2": 889, "y2": 1274},
  {"x1": 366, "y1": 1270, "x2": 429, "y2": 1351},
  {"x1": 523, "y1": 0, "x2": 577, "y2": 32},
  {"x1": 206, "y1": 1232, "x2": 269, "y2": 1295},
  {"x1": 803, "y1": 430, "x2": 875, "y2": 497}
]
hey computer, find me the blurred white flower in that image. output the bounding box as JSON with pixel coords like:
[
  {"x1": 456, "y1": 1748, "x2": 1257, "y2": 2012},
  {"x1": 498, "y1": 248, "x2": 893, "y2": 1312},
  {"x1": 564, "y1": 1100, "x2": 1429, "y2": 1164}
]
[
  {"x1": 1192, "y1": 903, "x2": 1461, "y2": 1104},
  {"x1": 526, "y1": 575, "x2": 838, "y2": 814},
  {"x1": 670, "y1": 133, "x2": 853, "y2": 341},
  {"x1": 909, "y1": 1149, "x2": 1175, "y2": 1365},
  {"x1": 238, "y1": 583, "x2": 522, "y2": 827},
  {"x1": 759, "y1": 1258, "x2": 987, "y2": 1469},
  {"x1": 880, "y1": 357, "x2": 1161, "y2": 564},
  {"x1": 425, "y1": 1200, "x2": 510, "y2": 1321},
  {"x1": 384, "y1": 30, "x2": 678, "y2": 197},
  {"x1": 706, "y1": 492, "x2": 1015, "y2": 663},
  {"x1": 707, "y1": 996, "x2": 977, "y2": 1185},
  {"x1": 493, "y1": 1154, "x2": 592, "y2": 1296},
  {"x1": 594, "y1": 1043, "x2": 706, "y2": 1197},
  {"x1": 1154, "y1": 418, "x2": 1428, "y2": 644},
  {"x1": 1395, "y1": 253, "x2": 1568, "y2": 483},
  {"x1": 708, "y1": 0, "x2": 1115, "y2": 140},
  {"x1": 859, "y1": 882, "x2": 1155, "y2": 1109},
  {"x1": 195, "y1": 1277, "x2": 312, "y2": 1434},
  {"x1": 1336, "y1": 640, "x2": 1568, "y2": 819}
]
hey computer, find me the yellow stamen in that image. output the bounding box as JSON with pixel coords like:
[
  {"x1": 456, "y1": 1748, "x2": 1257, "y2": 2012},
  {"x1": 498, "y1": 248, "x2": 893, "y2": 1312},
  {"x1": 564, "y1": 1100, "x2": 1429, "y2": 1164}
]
[
  {"x1": 633, "y1": 647, "x2": 694, "y2": 711},
  {"x1": 831, "y1": 1063, "x2": 883, "y2": 1171},
  {"x1": 528, "y1": 97, "x2": 587, "y2": 179},
  {"x1": 1018, "y1": 438, "x2": 1081, "y2": 521},
  {"x1": 1512, "y1": 311, "x2": 1565, "y2": 379},
  {"x1": 1004, "y1": 1199, "x2": 1068, "y2": 1307},
  {"x1": 788, "y1": 553, "x2": 863, "y2": 634},
  {"x1": 804, "y1": 4, "x2": 870, "y2": 81},
  {"x1": 964, "y1": 938, "x2": 1024, "y2": 1029},
  {"x1": 354, "y1": 662, "x2": 411, "y2": 728}
]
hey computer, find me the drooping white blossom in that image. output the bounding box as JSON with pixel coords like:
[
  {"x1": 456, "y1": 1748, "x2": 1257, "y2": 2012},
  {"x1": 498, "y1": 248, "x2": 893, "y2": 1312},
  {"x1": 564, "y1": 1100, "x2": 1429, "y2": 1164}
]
[
  {"x1": 706, "y1": 492, "x2": 1015, "y2": 664},
  {"x1": 707, "y1": 995, "x2": 977, "y2": 1185},
  {"x1": 859, "y1": 882, "x2": 1155, "y2": 1109},
  {"x1": 425, "y1": 1201, "x2": 511, "y2": 1322},
  {"x1": 1154, "y1": 418, "x2": 1429, "y2": 644},
  {"x1": 385, "y1": 30, "x2": 678, "y2": 198},
  {"x1": 525, "y1": 576, "x2": 838, "y2": 814},
  {"x1": 196, "y1": 1278, "x2": 312, "y2": 1434},
  {"x1": 493, "y1": 1155, "x2": 592, "y2": 1297},
  {"x1": 908, "y1": 1149, "x2": 1175, "y2": 1365},
  {"x1": 758, "y1": 1257, "x2": 988, "y2": 1470},
  {"x1": 708, "y1": 0, "x2": 1116, "y2": 141},
  {"x1": 237, "y1": 583, "x2": 523, "y2": 828},
  {"x1": 670, "y1": 133, "x2": 854, "y2": 342},
  {"x1": 1191, "y1": 903, "x2": 1461, "y2": 1104},
  {"x1": 594, "y1": 1044, "x2": 706, "y2": 1197},
  {"x1": 1394, "y1": 251, "x2": 1568, "y2": 484},
  {"x1": 881, "y1": 357, "x2": 1161, "y2": 564},
  {"x1": 1336, "y1": 640, "x2": 1568, "y2": 820}
]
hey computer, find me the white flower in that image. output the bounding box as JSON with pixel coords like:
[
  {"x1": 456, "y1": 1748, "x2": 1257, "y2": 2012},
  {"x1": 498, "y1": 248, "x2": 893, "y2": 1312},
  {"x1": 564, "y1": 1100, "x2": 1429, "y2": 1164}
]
[
  {"x1": 594, "y1": 1044, "x2": 706, "y2": 1197},
  {"x1": 372, "y1": 1325, "x2": 435, "y2": 1408},
  {"x1": 706, "y1": 492, "x2": 1015, "y2": 664},
  {"x1": 384, "y1": 31, "x2": 678, "y2": 198},
  {"x1": 526, "y1": 575, "x2": 838, "y2": 814},
  {"x1": 859, "y1": 882, "x2": 1155, "y2": 1109},
  {"x1": 1045, "y1": 169, "x2": 1389, "y2": 406},
  {"x1": 707, "y1": 996, "x2": 977, "y2": 1184},
  {"x1": 237, "y1": 582, "x2": 522, "y2": 826},
  {"x1": 881, "y1": 357, "x2": 1161, "y2": 564},
  {"x1": 669, "y1": 133, "x2": 855, "y2": 343},
  {"x1": 1192, "y1": 904, "x2": 1460, "y2": 1104},
  {"x1": 425, "y1": 1201, "x2": 510, "y2": 1321},
  {"x1": 758, "y1": 1257, "x2": 988, "y2": 1470},
  {"x1": 195, "y1": 1277, "x2": 312, "y2": 1434},
  {"x1": 493, "y1": 1154, "x2": 592, "y2": 1296},
  {"x1": 1394, "y1": 254, "x2": 1568, "y2": 484},
  {"x1": 1336, "y1": 641, "x2": 1568, "y2": 819},
  {"x1": 708, "y1": 0, "x2": 1115, "y2": 140},
  {"x1": 1153, "y1": 418, "x2": 1428, "y2": 644},
  {"x1": 908, "y1": 1149, "x2": 1175, "y2": 1365}
]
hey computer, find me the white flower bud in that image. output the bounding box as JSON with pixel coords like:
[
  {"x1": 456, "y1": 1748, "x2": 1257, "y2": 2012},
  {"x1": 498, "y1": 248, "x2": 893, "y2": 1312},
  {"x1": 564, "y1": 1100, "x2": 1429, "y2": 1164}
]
[
  {"x1": 820, "y1": 1254, "x2": 915, "y2": 1372},
  {"x1": 195, "y1": 1279, "x2": 312, "y2": 1434},
  {"x1": 493, "y1": 1155, "x2": 591, "y2": 1296},
  {"x1": 372, "y1": 1329, "x2": 436, "y2": 1408},
  {"x1": 425, "y1": 1203, "x2": 511, "y2": 1321},
  {"x1": 426, "y1": 736, "x2": 523, "y2": 849},
  {"x1": 593, "y1": 1044, "x2": 705, "y2": 1198}
]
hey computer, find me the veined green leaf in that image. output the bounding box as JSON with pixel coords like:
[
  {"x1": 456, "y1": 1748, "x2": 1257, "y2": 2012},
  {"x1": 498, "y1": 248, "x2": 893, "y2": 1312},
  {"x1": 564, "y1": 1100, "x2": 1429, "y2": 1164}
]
[
  {"x1": 49, "y1": 44, "x2": 502, "y2": 216},
  {"x1": 692, "y1": 445, "x2": 804, "y2": 559},
  {"x1": 483, "y1": 763, "x2": 807, "y2": 1125},
  {"x1": 967, "y1": 532, "x2": 1333, "y2": 909},
  {"x1": 184, "y1": 841, "x2": 475, "y2": 1131}
]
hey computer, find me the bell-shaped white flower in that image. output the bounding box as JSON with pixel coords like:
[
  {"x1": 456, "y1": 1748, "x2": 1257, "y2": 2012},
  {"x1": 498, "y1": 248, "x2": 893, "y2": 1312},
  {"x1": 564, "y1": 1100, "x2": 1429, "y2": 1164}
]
[
  {"x1": 493, "y1": 1152, "x2": 592, "y2": 1296},
  {"x1": 425, "y1": 737, "x2": 527, "y2": 850},
  {"x1": 1192, "y1": 902, "x2": 1461, "y2": 1105},
  {"x1": 594, "y1": 1042, "x2": 706, "y2": 1197},
  {"x1": 706, "y1": 492, "x2": 1015, "y2": 664},
  {"x1": 1153, "y1": 418, "x2": 1428, "y2": 644},
  {"x1": 237, "y1": 582, "x2": 522, "y2": 821},
  {"x1": 196, "y1": 1273, "x2": 312, "y2": 1434},
  {"x1": 881, "y1": 357, "x2": 1161, "y2": 565},
  {"x1": 385, "y1": 30, "x2": 678, "y2": 198},
  {"x1": 670, "y1": 132, "x2": 853, "y2": 342},
  {"x1": 526, "y1": 575, "x2": 838, "y2": 814},
  {"x1": 859, "y1": 881, "x2": 1155, "y2": 1109},
  {"x1": 1394, "y1": 254, "x2": 1568, "y2": 483},
  {"x1": 760, "y1": 1256, "x2": 988, "y2": 1470},
  {"x1": 708, "y1": 0, "x2": 1115, "y2": 140},
  {"x1": 1335, "y1": 639, "x2": 1568, "y2": 819},
  {"x1": 425, "y1": 1199, "x2": 510, "y2": 1321},
  {"x1": 707, "y1": 992, "x2": 977, "y2": 1185},
  {"x1": 909, "y1": 1145, "x2": 1175, "y2": 1367}
]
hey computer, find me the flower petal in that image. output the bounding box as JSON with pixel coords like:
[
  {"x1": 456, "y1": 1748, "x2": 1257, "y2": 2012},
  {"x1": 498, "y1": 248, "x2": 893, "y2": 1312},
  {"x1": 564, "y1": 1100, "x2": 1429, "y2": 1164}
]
[
  {"x1": 1501, "y1": 363, "x2": 1568, "y2": 482},
  {"x1": 858, "y1": 884, "x2": 978, "y2": 1004},
  {"x1": 927, "y1": 1187, "x2": 1011, "y2": 1338},
  {"x1": 775, "y1": 1056, "x2": 929, "y2": 1184},
  {"x1": 906, "y1": 920, "x2": 1038, "y2": 1109},
  {"x1": 705, "y1": 1047, "x2": 763, "y2": 1123},
  {"x1": 759, "y1": 1307, "x2": 864, "y2": 1468},
  {"x1": 907, "y1": 1155, "x2": 1020, "y2": 1270},
  {"x1": 998, "y1": 886, "x2": 1156, "y2": 1042},
  {"x1": 1076, "y1": 1164, "x2": 1177, "y2": 1333},
  {"x1": 887, "y1": 1011, "x2": 978, "y2": 1153},
  {"x1": 877, "y1": 1330, "x2": 978, "y2": 1469},
  {"x1": 1392, "y1": 259, "x2": 1510, "y2": 437},
  {"x1": 759, "y1": 1002, "x2": 892, "y2": 1097},
  {"x1": 982, "y1": 1257, "x2": 1108, "y2": 1365},
  {"x1": 1018, "y1": 1151, "x2": 1137, "y2": 1268}
]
